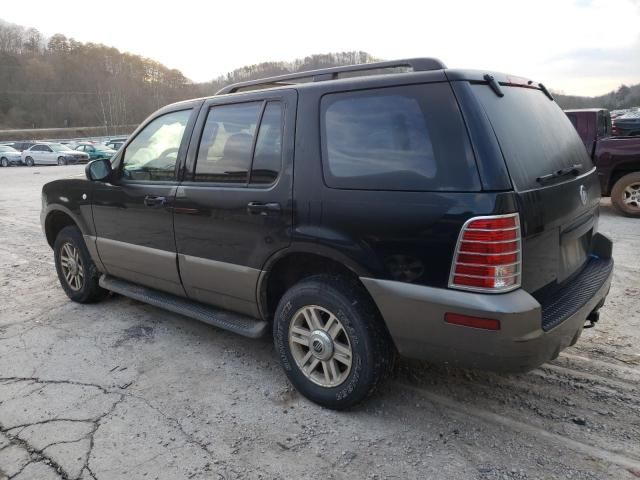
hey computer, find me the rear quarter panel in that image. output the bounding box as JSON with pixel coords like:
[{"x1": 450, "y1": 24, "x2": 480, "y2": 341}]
[{"x1": 291, "y1": 81, "x2": 518, "y2": 287}]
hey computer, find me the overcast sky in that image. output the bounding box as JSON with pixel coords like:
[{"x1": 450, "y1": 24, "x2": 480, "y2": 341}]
[{"x1": 2, "y1": 0, "x2": 639, "y2": 96}]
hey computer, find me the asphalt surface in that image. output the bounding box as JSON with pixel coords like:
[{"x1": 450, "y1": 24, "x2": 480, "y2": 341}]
[{"x1": 0, "y1": 164, "x2": 639, "y2": 480}]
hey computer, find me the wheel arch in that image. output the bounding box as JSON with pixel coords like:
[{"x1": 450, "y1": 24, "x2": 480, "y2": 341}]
[
  {"x1": 257, "y1": 245, "x2": 377, "y2": 322},
  {"x1": 44, "y1": 207, "x2": 84, "y2": 247},
  {"x1": 608, "y1": 163, "x2": 640, "y2": 196}
]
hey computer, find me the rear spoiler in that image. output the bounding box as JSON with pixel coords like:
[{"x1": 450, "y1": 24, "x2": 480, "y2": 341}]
[{"x1": 445, "y1": 69, "x2": 554, "y2": 100}]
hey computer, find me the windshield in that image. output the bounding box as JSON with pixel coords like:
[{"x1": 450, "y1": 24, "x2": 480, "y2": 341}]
[
  {"x1": 50, "y1": 143, "x2": 73, "y2": 152},
  {"x1": 471, "y1": 84, "x2": 593, "y2": 191},
  {"x1": 0, "y1": 146, "x2": 18, "y2": 152}
]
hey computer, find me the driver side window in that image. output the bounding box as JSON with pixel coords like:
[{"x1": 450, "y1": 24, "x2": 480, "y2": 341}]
[{"x1": 122, "y1": 109, "x2": 191, "y2": 181}]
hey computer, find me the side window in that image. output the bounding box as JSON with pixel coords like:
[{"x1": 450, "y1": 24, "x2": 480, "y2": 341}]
[
  {"x1": 250, "y1": 102, "x2": 283, "y2": 185},
  {"x1": 194, "y1": 102, "x2": 261, "y2": 183},
  {"x1": 604, "y1": 112, "x2": 612, "y2": 137},
  {"x1": 122, "y1": 109, "x2": 191, "y2": 181},
  {"x1": 44, "y1": 145, "x2": 52, "y2": 152},
  {"x1": 33, "y1": 145, "x2": 44, "y2": 152},
  {"x1": 324, "y1": 91, "x2": 438, "y2": 185},
  {"x1": 321, "y1": 84, "x2": 479, "y2": 191}
]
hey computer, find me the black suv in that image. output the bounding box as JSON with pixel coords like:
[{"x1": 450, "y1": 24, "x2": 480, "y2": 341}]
[{"x1": 41, "y1": 58, "x2": 614, "y2": 409}]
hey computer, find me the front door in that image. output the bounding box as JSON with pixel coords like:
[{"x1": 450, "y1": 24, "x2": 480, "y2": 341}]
[
  {"x1": 92, "y1": 106, "x2": 199, "y2": 296},
  {"x1": 173, "y1": 90, "x2": 296, "y2": 316},
  {"x1": 32, "y1": 144, "x2": 55, "y2": 164}
]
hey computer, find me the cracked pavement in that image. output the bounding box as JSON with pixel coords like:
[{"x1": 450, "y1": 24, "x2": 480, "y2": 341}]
[{"x1": 0, "y1": 165, "x2": 639, "y2": 479}]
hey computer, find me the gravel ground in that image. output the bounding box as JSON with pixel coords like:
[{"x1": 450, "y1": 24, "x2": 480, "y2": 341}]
[{"x1": 0, "y1": 165, "x2": 639, "y2": 480}]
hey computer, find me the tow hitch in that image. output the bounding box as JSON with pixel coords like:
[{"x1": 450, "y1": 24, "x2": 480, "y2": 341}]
[{"x1": 584, "y1": 309, "x2": 600, "y2": 329}]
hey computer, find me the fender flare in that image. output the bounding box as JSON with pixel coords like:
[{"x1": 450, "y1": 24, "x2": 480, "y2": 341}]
[
  {"x1": 256, "y1": 242, "x2": 376, "y2": 320},
  {"x1": 42, "y1": 204, "x2": 91, "y2": 246}
]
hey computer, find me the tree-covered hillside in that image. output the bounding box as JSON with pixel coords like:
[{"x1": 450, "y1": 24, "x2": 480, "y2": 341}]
[
  {"x1": 0, "y1": 18, "x2": 636, "y2": 130},
  {"x1": 553, "y1": 84, "x2": 640, "y2": 111},
  {"x1": 0, "y1": 20, "x2": 377, "y2": 129}
]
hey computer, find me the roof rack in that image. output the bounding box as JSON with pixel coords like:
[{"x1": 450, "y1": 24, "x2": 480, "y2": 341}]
[{"x1": 215, "y1": 57, "x2": 446, "y2": 95}]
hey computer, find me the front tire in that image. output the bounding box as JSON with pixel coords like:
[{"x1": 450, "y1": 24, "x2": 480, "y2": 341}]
[
  {"x1": 0, "y1": 157, "x2": 8, "y2": 167},
  {"x1": 611, "y1": 172, "x2": 640, "y2": 217},
  {"x1": 57, "y1": 156, "x2": 67, "y2": 166},
  {"x1": 54, "y1": 226, "x2": 107, "y2": 303},
  {"x1": 273, "y1": 275, "x2": 394, "y2": 410},
  {"x1": 25, "y1": 157, "x2": 34, "y2": 167}
]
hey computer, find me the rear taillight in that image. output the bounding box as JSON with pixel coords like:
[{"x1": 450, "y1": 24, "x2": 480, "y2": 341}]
[{"x1": 449, "y1": 213, "x2": 521, "y2": 293}]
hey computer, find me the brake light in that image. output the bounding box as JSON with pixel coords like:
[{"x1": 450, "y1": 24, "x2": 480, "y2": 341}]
[{"x1": 449, "y1": 213, "x2": 521, "y2": 293}]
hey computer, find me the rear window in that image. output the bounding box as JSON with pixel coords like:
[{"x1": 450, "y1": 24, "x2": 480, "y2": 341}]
[
  {"x1": 321, "y1": 83, "x2": 480, "y2": 191},
  {"x1": 472, "y1": 85, "x2": 593, "y2": 191}
]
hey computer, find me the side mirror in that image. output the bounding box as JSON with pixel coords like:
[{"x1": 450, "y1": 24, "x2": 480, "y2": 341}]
[{"x1": 85, "y1": 158, "x2": 112, "y2": 181}]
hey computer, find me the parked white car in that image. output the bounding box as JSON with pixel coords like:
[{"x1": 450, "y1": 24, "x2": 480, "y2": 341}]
[
  {"x1": 22, "y1": 143, "x2": 89, "y2": 166},
  {"x1": 0, "y1": 145, "x2": 23, "y2": 167}
]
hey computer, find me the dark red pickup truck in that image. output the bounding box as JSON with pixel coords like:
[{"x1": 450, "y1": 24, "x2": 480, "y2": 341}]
[{"x1": 565, "y1": 108, "x2": 640, "y2": 217}]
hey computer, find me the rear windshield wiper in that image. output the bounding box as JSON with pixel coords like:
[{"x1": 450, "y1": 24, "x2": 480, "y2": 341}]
[{"x1": 536, "y1": 164, "x2": 582, "y2": 185}]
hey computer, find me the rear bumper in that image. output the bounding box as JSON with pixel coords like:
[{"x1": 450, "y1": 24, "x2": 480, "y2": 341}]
[
  {"x1": 361, "y1": 235, "x2": 614, "y2": 372},
  {"x1": 2, "y1": 157, "x2": 23, "y2": 165}
]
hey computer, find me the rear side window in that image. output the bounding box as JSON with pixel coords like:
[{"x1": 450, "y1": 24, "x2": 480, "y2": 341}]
[
  {"x1": 195, "y1": 102, "x2": 261, "y2": 183},
  {"x1": 250, "y1": 102, "x2": 283, "y2": 185},
  {"x1": 321, "y1": 83, "x2": 479, "y2": 191},
  {"x1": 472, "y1": 85, "x2": 593, "y2": 191},
  {"x1": 194, "y1": 101, "x2": 283, "y2": 185}
]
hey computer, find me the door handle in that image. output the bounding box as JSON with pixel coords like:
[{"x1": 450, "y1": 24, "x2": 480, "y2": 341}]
[
  {"x1": 247, "y1": 201, "x2": 281, "y2": 215},
  {"x1": 144, "y1": 195, "x2": 168, "y2": 208}
]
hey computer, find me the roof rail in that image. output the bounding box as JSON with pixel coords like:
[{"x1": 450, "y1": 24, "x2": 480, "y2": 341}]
[{"x1": 215, "y1": 57, "x2": 446, "y2": 95}]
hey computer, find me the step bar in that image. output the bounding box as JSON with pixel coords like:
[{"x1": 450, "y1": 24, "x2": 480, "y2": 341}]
[{"x1": 99, "y1": 275, "x2": 268, "y2": 338}]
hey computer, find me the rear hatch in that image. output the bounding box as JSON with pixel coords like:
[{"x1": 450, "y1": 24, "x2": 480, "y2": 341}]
[{"x1": 469, "y1": 80, "x2": 600, "y2": 295}]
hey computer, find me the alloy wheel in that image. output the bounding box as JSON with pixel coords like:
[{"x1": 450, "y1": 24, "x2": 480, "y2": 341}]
[
  {"x1": 288, "y1": 305, "x2": 353, "y2": 387},
  {"x1": 622, "y1": 182, "x2": 640, "y2": 211},
  {"x1": 60, "y1": 242, "x2": 84, "y2": 291}
]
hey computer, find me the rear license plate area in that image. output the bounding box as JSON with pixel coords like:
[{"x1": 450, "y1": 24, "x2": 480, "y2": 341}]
[{"x1": 558, "y1": 219, "x2": 593, "y2": 283}]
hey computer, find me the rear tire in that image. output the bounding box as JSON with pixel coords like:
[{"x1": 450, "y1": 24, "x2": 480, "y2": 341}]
[
  {"x1": 611, "y1": 172, "x2": 640, "y2": 217},
  {"x1": 273, "y1": 274, "x2": 394, "y2": 410},
  {"x1": 25, "y1": 157, "x2": 34, "y2": 167},
  {"x1": 54, "y1": 226, "x2": 107, "y2": 303},
  {"x1": 0, "y1": 157, "x2": 8, "y2": 167},
  {"x1": 57, "y1": 156, "x2": 67, "y2": 166}
]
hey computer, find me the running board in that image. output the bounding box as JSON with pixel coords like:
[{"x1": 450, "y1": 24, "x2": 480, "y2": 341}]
[{"x1": 99, "y1": 275, "x2": 268, "y2": 338}]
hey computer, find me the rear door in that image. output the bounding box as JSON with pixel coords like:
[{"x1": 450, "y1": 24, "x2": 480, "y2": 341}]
[
  {"x1": 469, "y1": 83, "x2": 600, "y2": 293},
  {"x1": 43, "y1": 145, "x2": 58, "y2": 164},
  {"x1": 173, "y1": 90, "x2": 296, "y2": 317}
]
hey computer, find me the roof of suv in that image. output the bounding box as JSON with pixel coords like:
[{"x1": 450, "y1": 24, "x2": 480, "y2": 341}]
[
  {"x1": 160, "y1": 58, "x2": 545, "y2": 114},
  {"x1": 215, "y1": 58, "x2": 447, "y2": 95}
]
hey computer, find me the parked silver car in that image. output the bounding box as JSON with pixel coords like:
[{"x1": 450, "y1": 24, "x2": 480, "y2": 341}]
[
  {"x1": 0, "y1": 145, "x2": 23, "y2": 167},
  {"x1": 22, "y1": 143, "x2": 89, "y2": 166}
]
